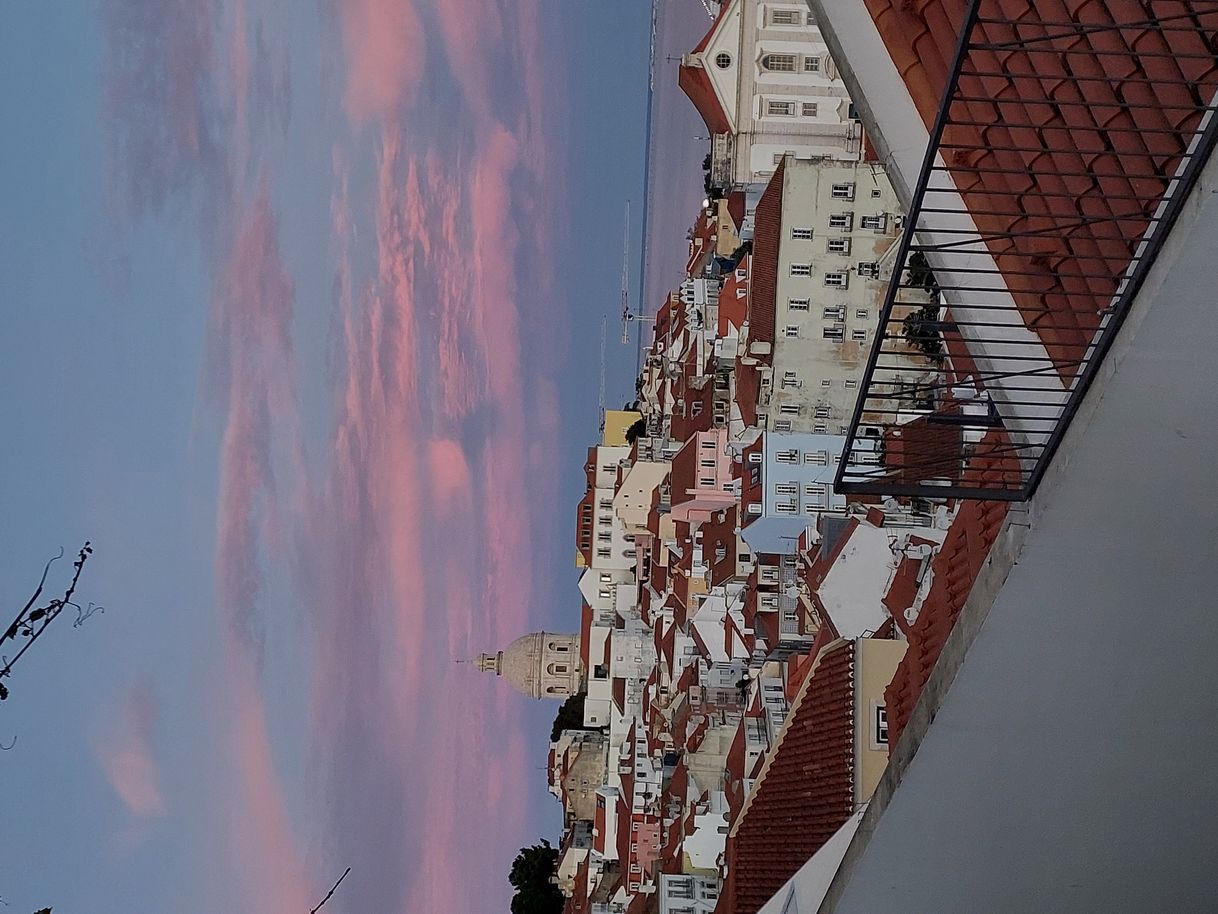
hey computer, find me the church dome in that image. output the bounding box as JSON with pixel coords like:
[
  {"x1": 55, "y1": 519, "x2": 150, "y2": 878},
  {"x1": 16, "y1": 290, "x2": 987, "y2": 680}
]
[
  {"x1": 478, "y1": 631, "x2": 583, "y2": 700},
  {"x1": 500, "y1": 632, "x2": 545, "y2": 699}
]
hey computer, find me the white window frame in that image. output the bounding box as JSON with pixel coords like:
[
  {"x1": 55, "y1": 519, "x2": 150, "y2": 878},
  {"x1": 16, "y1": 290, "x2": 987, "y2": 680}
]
[
  {"x1": 827, "y1": 237, "x2": 851, "y2": 254},
  {"x1": 788, "y1": 297, "x2": 810, "y2": 311},
  {"x1": 791, "y1": 226, "x2": 813, "y2": 240},
  {"x1": 831, "y1": 183, "x2": 856, "y2": 200},
  {"x1": 769, "y1": 8, "x2": 802, "y2": 25},
  {"x1": 824, "y1": 271, "x2": 850, "y2": 288},
  {"x1": 790, "y1": 263, "x2": 812, "y2": 276},
  {"x1": 828, "y1": 213, "x2": 854, "y2": 231},
  {"x1": 861, "y1": 213, "x2": 889, "y2": 232},
  {"x1": 801, "y1": 102, "x2": 818, "y2": 117},
  {"x1": 765, "y1": 99, "x2": 797, "y2": 116}
]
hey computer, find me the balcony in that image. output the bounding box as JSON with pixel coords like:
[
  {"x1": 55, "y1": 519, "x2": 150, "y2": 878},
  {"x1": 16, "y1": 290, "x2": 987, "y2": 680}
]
[{"x1": 834, "y1": 0, "x2": 1218, "y2": 500}]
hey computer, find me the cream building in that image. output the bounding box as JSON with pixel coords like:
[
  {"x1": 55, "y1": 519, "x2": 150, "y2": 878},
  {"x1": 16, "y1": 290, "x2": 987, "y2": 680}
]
[
  {"x1": 680, "y1": 0, "x2": 860, "y2": 189},
  {"x1": 753, "y1": 156, "x2": 931, "y2": 435},
  {"x1": 476, "y1": 631, "x2": 582, "y2": 700}
]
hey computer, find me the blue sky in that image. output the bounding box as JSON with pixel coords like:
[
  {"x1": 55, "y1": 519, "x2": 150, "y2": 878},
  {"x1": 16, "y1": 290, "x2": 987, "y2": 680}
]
[{"x1": 0, "y1": 1, "x2": 709, "y2": 912}]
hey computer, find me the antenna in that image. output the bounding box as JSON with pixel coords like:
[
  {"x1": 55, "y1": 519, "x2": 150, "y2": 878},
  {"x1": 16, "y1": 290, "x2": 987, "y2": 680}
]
[
  {"x1": 598, "y1": 315, "x2": 608, "y2": 431},
  {"x1": 620, "y1": 200, "x2": 632, "y2": 344}
]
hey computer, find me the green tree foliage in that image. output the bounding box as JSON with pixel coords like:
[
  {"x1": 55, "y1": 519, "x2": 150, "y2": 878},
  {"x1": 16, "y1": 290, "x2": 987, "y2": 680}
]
[
  {"x1": 509, "y1": 841, "x2": 563, "y2": 914},
  {"x1": 550, "y1": 692, "x2": 588, "y2": 743}
]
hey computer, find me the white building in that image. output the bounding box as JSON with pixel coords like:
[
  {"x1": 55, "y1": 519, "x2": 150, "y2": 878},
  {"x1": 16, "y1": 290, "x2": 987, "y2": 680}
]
[
  {"x1": 576, "y1": 445, "x2": 636, "y2": 572},
  {"x1": 659, "y1": 874, "x2": 722, "y2": 914},
  {"x1": 680, "y1": 0, "x2": 860, "y2": 188}
]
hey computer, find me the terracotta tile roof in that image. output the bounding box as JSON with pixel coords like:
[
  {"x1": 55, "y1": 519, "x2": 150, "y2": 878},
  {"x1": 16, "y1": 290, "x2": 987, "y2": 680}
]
[
  {"x1": 863, "y1": 0, "x2": 1218, "y2": 377},
  {"x1": 884, "y1": 434, "x2": 1012, "y2": 747},
  {"x1": 734, "y1": 360, "x2": 762, "y2": 428},
  {"x1": 679, "y1": 63, "x2": 731, "y2": 135},
  {"x1": 724, "y1": 640, "x2": 856, "y2": 914},
  {"x1": 747, "y1": 160, "x2": 784, "y2": 351},
  {"x1": 718, "y1": 258, "x2": 749, "y2": 337}
]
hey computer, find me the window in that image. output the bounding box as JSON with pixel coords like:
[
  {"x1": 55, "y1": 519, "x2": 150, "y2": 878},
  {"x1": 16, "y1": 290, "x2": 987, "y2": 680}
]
[
  {"x1": 806, "y1": 483, "x2": 827, "y2": 496},
  {"x1": 791, "y1": 226, "x2": 813, "y2": 240},
  {"x1": 715, "y1": 52, "x2": 732, "y2": 69},
  {"x1": 845, "y1": 378, "x2": 859, "y2": 389},
  {"x1": 824, "y1": 272, "x2": 850, "y2": 288},
  {"x1": 769, "y1": 9, "x2": 801, "y2": 25},
  {"x1": 827, "y1": 237, "x2": 851, "y2": 254},
  {"x1": 852, "y1": 329, "x2": 868, "y2": 341},
  {"x1": 823, "y1": 306, "x2": 844, "y2": 320},
  {"x1": 856, "y1": 308, "x2": 869, "y2": 319},
  {"x1": 823, "y1": 326, "x2": 844, "y2": 340},
  {"x1": 775, "y1": 501, "x2": 798, "y2": 515},
  {"x1": 779, "y1": 403, "x2": 800, "y2": 415},
  {"x1": 761, "y1": 54, "x2": 797, "y2": 72},
  {"x1": 801, "y1": 102, "x2": 818, "y2": 117},
  {"x1": 784, "y1": 325, "x2": 799, "y2": 338},
  {"x1": 804, "y1": 55, "x2": 821, "y2": 72},
  {"x1": 597, "y1": 547, "x2": 611, "y2": 558},
  {"x1": 874, "y1": 704, "x2": 889, "y2": 745},
  {"x1": 871, "y1": 187, "x2": 883, "y2": 198},
  {"x1": 858, "y1": 261, "x2": 881, "y2": 278},
  {"x1": 828, "y1": 213, "x2": 853, "y2": 230},
  {"x1": 814, "y1": 423, "x2": 827, "y2": 433},
  {"x1": 788, "y1": 297, "x2": 809, "y2": 311},
  {"x1": 775, "y1": 483, "x2": 798, "y2": 495},
  {"x1": 747, "y1": 502, "x2": 762, "y2": 515},
  {"x1": 776, "y1": 449, "x2": 800, "y2": 464},
  {"x1": 821, "y1": 378, "x2": 832, "y2": 387},
  {"x1": 815, "y1": 406, "x2": 831, "y2": 418},
  {"x1": 831, "y1": 183, "x2": 855, "y2": 200},
  {"x1": 861, "y1": 213, "x2": 888, "y2": 231},
  {"x1": 783, "y1": 369, "x2": 797, "y2": 382},
  {"x1": 774, "y1": 419, "x2": 793, "y2": 432},
  {"x1": 766, "y1": 99, "x2": 796, "y2": 116},
  {"x1": 748, "y1": 451, "x2": 762, "y2": 464},
  {"x1": 805, "y1": 450, "x2": 828, "y2": 465},
  {"x1": 790, "y1": 263, "x2": 811, "y2": 276}
]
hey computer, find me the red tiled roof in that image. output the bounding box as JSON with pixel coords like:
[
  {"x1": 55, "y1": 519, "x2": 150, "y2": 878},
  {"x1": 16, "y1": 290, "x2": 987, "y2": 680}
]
[
  {"x1": 679, "y1": 63, "x2": 731, "y2": 135},
  {"x1": 747, "y1": 160, "x2": 784, "y2": 350},
  {"x1": 718, "y1": 258, "x2": 749, "y2": 337},
  {"x1": 884, "y1": 435, "x2": 1011, "y2": 747},
  {"x1": 724, "y1": 640, "x2": 856, "y2": 914},
  {"x1": 864, "y1": 0, "x2": 1218, "y2": 377},
  {"x1": 734, "y1": 360, "x2": 762, "y2": 428}
]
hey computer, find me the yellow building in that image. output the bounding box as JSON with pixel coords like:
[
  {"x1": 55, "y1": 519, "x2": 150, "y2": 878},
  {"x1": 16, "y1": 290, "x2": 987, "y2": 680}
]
[{"x1": 601, "y1": 410, "x2": 642, "y2": 447}]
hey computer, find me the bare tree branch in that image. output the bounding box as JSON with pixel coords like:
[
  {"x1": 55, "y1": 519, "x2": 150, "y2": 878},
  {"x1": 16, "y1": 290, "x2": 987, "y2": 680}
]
[{"x1": 309, "y1": 867, "x2": 351, "y2": 914}]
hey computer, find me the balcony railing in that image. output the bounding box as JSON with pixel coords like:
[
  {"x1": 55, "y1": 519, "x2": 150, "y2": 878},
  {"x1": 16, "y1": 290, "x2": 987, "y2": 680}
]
[{"x1": 835, "y1": 0, "x2": 1218, "y2": 500}]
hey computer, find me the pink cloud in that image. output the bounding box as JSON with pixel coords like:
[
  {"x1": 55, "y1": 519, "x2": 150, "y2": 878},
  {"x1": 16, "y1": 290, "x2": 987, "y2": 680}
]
[
  {"x1": 94, "y1": 680, "x2": 166, "y2": 818},
  {"x1": 338, "y1": 0, "x2": 426, "y2": 124}
]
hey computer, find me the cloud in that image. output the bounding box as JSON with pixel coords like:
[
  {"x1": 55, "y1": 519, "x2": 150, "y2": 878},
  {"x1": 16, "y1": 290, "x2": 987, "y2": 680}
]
[
  {"x1": 94, "y1": 680, "x2": 166, "y2": 818},
  {"x1": 206, "y1": 182, "x2": 298, "y2": 661},
  {"x1": 337, "y1": 0, "x2": 426, "y2": 124}
]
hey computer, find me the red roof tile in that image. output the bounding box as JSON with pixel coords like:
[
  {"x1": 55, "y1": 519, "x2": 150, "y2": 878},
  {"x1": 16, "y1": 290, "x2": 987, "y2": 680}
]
[
  {"x1": 679, "y1": 63, "x2": 731, "y2": 135},
  {"x1": 884, "y1": 434, "x2": 1011, "y2": 747},
  {"x1": 724, "y1": 640, "x2": 856, "y2": 914},
  {"x1": 747, "y1": 160, "x2": 784, "y2": 351}
]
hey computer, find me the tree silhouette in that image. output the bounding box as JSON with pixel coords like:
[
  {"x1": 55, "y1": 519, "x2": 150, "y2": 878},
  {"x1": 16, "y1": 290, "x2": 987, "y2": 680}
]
[
  {"x1": 1, "y1": 543, "x2": 99, "y2": 702},
  {"x1": 509, "y1": 841, "x2": 563, "y2": 914}
]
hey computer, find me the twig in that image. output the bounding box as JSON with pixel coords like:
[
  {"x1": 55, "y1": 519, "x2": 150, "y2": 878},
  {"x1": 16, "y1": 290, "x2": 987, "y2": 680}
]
[{"x1": 309, "y1": 866, "x2": 351, "y2": 914}]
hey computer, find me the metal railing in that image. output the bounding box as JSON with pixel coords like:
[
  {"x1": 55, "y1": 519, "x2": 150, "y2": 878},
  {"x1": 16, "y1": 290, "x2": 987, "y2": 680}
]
[{"x1": 835, "y1": 0, "x2": 1218, "y2": 500}]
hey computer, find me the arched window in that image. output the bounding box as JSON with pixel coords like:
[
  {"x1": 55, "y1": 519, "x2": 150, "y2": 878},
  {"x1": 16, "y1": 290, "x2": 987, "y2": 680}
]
[
  {"x1": 760, "y1": 53, "x2": 797, "y2": 73},
  {"x1": 554, "y1": 643, "x2": 570, "y2": 653},
  {"x1": 548, "y1": 663, "x2": 569, "y2": 675}
]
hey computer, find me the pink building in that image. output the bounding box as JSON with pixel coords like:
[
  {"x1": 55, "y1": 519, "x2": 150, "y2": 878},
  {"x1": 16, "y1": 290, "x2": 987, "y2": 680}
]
[{"x1": 670, "y1": 427, "x2": 736, "y2": 524}]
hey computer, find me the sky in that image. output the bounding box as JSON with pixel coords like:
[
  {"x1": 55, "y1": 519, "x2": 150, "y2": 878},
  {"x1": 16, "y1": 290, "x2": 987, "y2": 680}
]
[{"x1": 0, "y1": 1, "x2": 709, "y2": 912}]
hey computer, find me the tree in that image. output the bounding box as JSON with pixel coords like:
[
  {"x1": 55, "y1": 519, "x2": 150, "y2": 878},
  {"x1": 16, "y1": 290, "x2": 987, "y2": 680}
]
[
  {"x1": 624, "y1": 418, "x2": 647, "y2": 445},
  {"x1": 1, "y1": 543, "x2": 100, "y2": 702},
  {"x1": 509, "y1": 841, "x2": 563, "y2": 914},
  {"x1": 550, "y1": 692, "x2": 589, "y2": 743}
]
